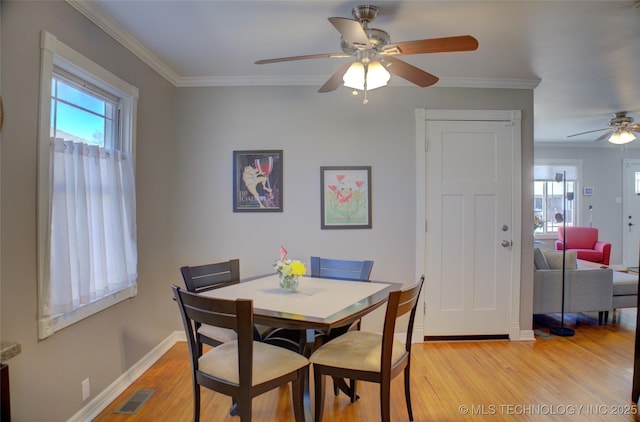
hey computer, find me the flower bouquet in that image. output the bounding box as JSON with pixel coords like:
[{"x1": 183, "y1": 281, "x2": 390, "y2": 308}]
[
  {"x1": 534, "y1": 215, "x2": 544, "y2": 233},
  {"x1": 273, "y1": 246, "x2": 306, "y2": 291}
]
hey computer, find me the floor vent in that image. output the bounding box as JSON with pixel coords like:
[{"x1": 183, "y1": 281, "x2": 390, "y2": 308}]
[{"x1": 115, "y1": 389, "x2": 155, "y2": 414}]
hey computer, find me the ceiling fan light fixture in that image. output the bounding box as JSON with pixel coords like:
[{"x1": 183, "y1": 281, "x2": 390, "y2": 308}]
[
  {"x1": 609, "y1": 128, "x2": 637, "y2": 145},
  {"x1": 342, "y1": 61, "x2": 390, "y2": 91},
  {"x1": 343, "y1": 62, "x2": 365, "y2": 90},
  {"x1": 366, "y1": 61, "x2": 391, "y2": 90}
]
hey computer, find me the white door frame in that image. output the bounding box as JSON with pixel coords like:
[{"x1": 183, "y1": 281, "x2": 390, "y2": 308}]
[
  {"x1": 622, "y1": 159, "x2": 640, "y2": 267},
  {"x1": 414, "y1": 109, "x2": 523, "y2": 341}
]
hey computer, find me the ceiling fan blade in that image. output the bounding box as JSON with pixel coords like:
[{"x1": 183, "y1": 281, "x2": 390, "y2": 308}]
[
  {"x1": 629, "y1": 123, "x2": 640, "y2": 133},
  {"x1": 328, "y1": 17, "x2": 371, "y2": 49},
  {"x1": 255, "y1": 53, "x2": 349, "y2": 65},
  {"x1": 383, "y1": 56, "x2": 439, "y2": 87},
  {"x1": 594, "y1": 130, "x2": 613, "y2": 142},
  {"x1": 318, "y1": 62, "x2": 353, "y2": 93},
  {"x1": 381, "y1": 35, "x2": 479, "y2": 56},
  {"x1": 566, "y1": 128, "x2": 610, "y2": 138}
]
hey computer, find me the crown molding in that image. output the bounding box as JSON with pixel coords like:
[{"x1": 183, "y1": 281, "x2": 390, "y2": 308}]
[
  {"x1": 177, "y1": 75, "x2": 540, "y2": 89},
  {"x1": 67, "y1": 1, "x2": 540, "y2": 91},
  {"x1": 66, "y1": 0, "x2": 180, "y2": 86}
]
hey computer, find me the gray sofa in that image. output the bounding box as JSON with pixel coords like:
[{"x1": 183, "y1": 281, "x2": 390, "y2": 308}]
[
  {"x1": 533, "y1": 248, "x2": 613, "y2": 324},
  {"x1": 610, "y1": 270, "x2": 638, "y2": 318}
]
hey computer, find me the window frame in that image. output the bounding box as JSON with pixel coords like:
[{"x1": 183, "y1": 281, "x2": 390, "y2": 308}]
[
  {"x1": 37, "y1": 31, "x2": 139, "y2": 339},
  {"x1": 533, "y1": 159, "x2": 582, "y2": 239}
]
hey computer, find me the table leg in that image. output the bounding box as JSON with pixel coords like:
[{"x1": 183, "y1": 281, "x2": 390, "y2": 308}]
[
  {"x1": 331, "y1": 377, "x2": 359, "y2": 402},
  {"x1": 302, "y1": 328, "x2": 316, "y2": 421}
]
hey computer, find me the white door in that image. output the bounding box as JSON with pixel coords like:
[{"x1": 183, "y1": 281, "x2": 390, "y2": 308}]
[
  {"x1": 420, "y1": 110, "x2": 521, "y2": 338},
  {"x1": 623, "y1": 159, "x2": 640, "y2": 268}
]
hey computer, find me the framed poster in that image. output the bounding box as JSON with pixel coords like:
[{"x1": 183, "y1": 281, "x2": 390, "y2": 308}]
[
  {"x1": 233, "y1": 150, "x2": 283, "y2": 212},
  {"x1": 320, "y1": 166, "x2": 372, "y2": 229}
]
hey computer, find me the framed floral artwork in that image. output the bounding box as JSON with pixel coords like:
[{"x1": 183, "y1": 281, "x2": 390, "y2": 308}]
[
  {"x1": 233, "y1": 150, "x2": 283, "y2": 212},
  {"x1": 320, "y1": 166, "x2": 372, "y2": 229}
]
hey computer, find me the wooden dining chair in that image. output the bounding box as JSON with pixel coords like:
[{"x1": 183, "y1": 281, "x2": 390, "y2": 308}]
[
  {"x1": 310, "y1": 256, "x2": 374, "y2": 398},
  {"x1": 309, "y1": 276, "x2": 425, "y2": 422},
  {"x1": 310, "y1": 256, "x2": 374, "y2": 281},
  {"x1": 180, "y1": 259, "x2": 268, "y2": 348},
  {"x1": 172, "y1": 285, "x2": 310, "y2": 422},
  {"x1": 180, "y1": 259, "x2": 244, "y2": 347},
  {"x1": 180, "y1": 259, "x2": 241, "y2": 294}
]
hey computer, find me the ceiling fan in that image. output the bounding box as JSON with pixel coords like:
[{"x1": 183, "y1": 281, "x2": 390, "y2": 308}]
[
  {"x1": 567, "y1": 111, "x2": 640, "y2": 144},
  {"x1": 255, "y1": 5, "x2": 478, "y2": 103}
]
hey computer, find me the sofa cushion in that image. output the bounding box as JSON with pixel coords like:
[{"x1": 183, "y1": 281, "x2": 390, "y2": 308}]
[
  {"x1": 612, "y1": 271, "x2": 638, "y2": 296},
  {"x1": 534, "y1": 248, "x2": 549, "y2": 270},
  {"x1": 541, "y1": 249, "x2": 577, "y2": 270}
]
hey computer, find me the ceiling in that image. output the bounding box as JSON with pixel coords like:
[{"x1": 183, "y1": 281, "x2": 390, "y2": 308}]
[{"x1": 72, "y1": 0, "x2": 640, "y2": 144}]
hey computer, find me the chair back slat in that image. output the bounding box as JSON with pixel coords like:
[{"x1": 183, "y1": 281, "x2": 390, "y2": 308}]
[
  {"x1": 175, "y1": 284, "x2": 250, "y2": 331},
  {"x1": 310, "y1": 256, "x2": 373, "y2": 281},
  {"x1": 181, "y1": 259, "x2": 240, "y2": 293}
]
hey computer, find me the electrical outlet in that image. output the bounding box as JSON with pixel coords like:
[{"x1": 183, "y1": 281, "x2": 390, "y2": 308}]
[{"x1": 82, "y1": 378, "x2": 90, "y2": 401}]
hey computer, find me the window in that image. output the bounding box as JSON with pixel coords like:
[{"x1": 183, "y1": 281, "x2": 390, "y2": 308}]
[
  {"x1": 533, "y1": 160, "x2": 581, "y2": 236},
  {"x1": 51, "y1": 70, "x2": 118, "y2": 149},
  {"x1": 37, "y1": 31, "x2": 139, "y2": 339}
]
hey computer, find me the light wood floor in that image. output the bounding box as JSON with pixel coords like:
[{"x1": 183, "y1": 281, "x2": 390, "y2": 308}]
[{"x1": 95, "y1": 310, "x2": 640, "y2": 421}]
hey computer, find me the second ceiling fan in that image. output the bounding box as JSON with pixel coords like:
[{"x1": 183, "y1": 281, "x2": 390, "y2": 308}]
[
  {"x1": 567, "y1": 111, "x2": 640, "y2": 144},
  {"x1": 255, "y1": 5, "x2": 479, "y2": 102}
]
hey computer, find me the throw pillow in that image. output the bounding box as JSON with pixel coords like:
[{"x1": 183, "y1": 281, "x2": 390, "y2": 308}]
[
  {"x1": 541, "y1": 249, "x2": 577, "y2": 270},
  {"x1": 533, "y1": 248, "x2": 549, "y2": 270}
]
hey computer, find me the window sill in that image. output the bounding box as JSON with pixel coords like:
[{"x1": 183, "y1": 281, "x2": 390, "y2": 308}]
[{"x1": 38, "y1": 284, "x2": 137, "y2": 340}]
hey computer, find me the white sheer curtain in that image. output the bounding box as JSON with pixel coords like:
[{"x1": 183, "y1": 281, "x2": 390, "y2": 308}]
[{"x1": 42, "y1": 138, "x2": 137, "y2": 317}]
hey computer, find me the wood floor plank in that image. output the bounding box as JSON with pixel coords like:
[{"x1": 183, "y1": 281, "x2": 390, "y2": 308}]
[{"x1": 94, "y1": 309, "x2": 640, "y2": 421}]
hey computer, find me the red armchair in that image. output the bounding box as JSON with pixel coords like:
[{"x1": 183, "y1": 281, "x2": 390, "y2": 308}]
[{"x1": 555, "y1": 227, "x2": 611, "y2": 266}]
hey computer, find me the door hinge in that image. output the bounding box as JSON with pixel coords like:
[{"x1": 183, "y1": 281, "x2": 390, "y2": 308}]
[{"x1": 425, "y1": 220, "x2": 428, "y2": 232}]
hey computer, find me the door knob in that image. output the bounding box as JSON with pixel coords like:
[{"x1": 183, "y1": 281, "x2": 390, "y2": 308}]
[{"x1": 501, "y1": 240, "x2": 513, "y2": 247}]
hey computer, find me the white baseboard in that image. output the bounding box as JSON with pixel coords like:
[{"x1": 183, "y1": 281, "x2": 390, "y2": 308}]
[
  {"x1": 68, "y1": 331, "x2": 185, "y2": 422},
  {"x1": 515, "y1": 329, "x2": 536, "y2": 341}
]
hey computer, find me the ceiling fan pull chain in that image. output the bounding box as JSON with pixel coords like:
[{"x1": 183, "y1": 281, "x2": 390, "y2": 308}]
[{"x1": 363, "y1": 63, "x2": 369, "y2": 104}]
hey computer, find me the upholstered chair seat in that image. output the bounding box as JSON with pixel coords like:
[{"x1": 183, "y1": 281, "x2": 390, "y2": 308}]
[
  {"x1": 309, "y1": 331, "x2": 406, "y2": 372},
  {"x1": 200, "y1": 340, "x2": 309, "y2": 386}
]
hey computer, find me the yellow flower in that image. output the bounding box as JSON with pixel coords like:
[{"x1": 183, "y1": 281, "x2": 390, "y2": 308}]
[{"x1": 290, "y1": 261, "x2": 306, "y2": 276}]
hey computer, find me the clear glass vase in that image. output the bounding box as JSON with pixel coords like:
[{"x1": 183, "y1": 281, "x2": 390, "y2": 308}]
[{"x1": 279, "y1": 274, "x2": 299, "y2": 291}]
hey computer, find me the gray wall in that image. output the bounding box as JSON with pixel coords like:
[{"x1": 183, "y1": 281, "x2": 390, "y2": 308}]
[
  {"x1": 1, "y1": 1, "x2": 534, "y2": 420},
  {"x1": 534, "y1": 144, "x2": 640, "y2": 264},
  {"x1": 172, "y1": 85, "x2": 535, "y2": 333},
  {"x1": 1, "y1": 2, "x2": 176, "y2": 421}
]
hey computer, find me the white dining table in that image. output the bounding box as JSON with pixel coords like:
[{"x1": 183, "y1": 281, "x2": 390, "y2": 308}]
[
  {"x1": 201, "y1": 274, "x2": 392, "y2": 325},
  {"x1": 200, "y1": 274, "x2": 397, "y2": 421}
]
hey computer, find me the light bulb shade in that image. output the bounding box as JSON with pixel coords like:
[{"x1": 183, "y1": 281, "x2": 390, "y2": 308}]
[
  {"x1": 343, "y1": 62, "x2": 365, "y2": 90},
  {"x1": 343, "y1": 61, "x2": 390, "y2": 91},
  {"x1": 365, "y1": 61, "x2": 390, "y2": 90},
  {"x1": 609, "y1": 128, "x2": 637, "y2": 145}
]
